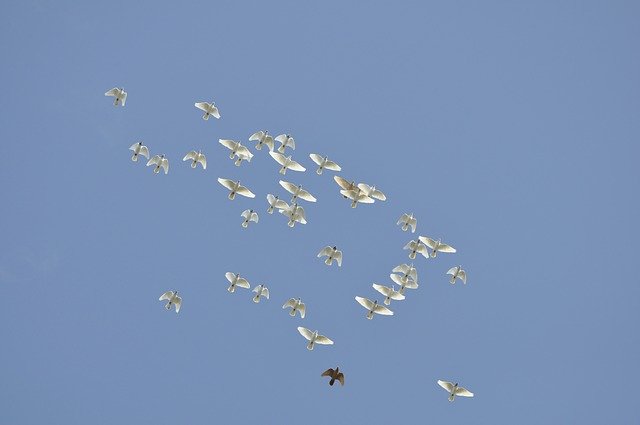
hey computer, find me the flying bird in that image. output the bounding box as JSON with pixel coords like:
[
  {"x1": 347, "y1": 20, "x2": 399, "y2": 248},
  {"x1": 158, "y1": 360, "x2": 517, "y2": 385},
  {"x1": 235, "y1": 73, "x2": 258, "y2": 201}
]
[
  {"x1": 225, "y1": 272, "x2": 250, "y2": 293},
  {"x1": 241, "y1": 209, "x2": 259, "y2": 228},
  {"x1": 318, "y1": 246, "x2": 342, "y2": 267},
  {"x1": 266, "y1": 194, "x2": 289, "y2": 214},
  {"x1": 275, "y1": 134, "x2": 295, "y2": 153},
  {"x1": 269, "y1": 151, "x2": 305, "y2": 175},
  {"x1": 390, "y1": 273, "x2": 419, "y2": 294},
  {"x1": 321, "y1": 367, "x2": 345, "y2": 386},
  {"x1": 252, "y1": 284, "x2": 269, "y2": 303},
  {"x1": 283, "y1": 298, "x2": 306, "y2": 318},
  {"x1": 297, "y1": 327, "x2": 333, "y2": 350},
  {"x1": 159, "y1": 290, "x2": 181, "y2": 313},
  {"x1": 129, "y1": 142, "x2": 149, "y2": 162},
  {"x1": 397, "y1": 213, "x2": 417, "y2": 233},
  {"x1": 437, "y1": 380, "x2": 474, "y2": 402},
  {"x1": 340, "y1": 188, "x2": 374, "y2": 208},
  {"x1": 234, "y1": 150, "x2": 254, "y2": 166},
  {"x1": 355, "y1": 296, "x2": 393, "y2": 319},
  {"x1": 194, "y1": 101, "x2": 220, "y2": 120},
  {"x1": 403, "y1": 239, "x2": 429, "y2": 260},
  {"x1": 446, "y1": 266, "x2": 467, "y2": 284},
  {"x1": 249, "y1": 130, "x2": 274, "y2": 151},
  {"x1": 372, "y1": 284, "x2": 405, "y2": 305},
  {"x1": 105, "y1": 87, "x2": 127, "y2": 106},
  {"x1": 146, "y1": 154, "x2": 169, "y2": 175},
  {"x1": 309, "y1": 154, "x2": 341, "y2": 175},
  {"x1": 217, "y1": 178, "x2": 255, "y2": 200},
  {"x1": 357, "y1": 183, "x2": 386, "y2": 201},
  {"x1": 392, "y1": 263, "x2": 418, "y2": 283},
  {"x1": 333, "y1": 176, "x2": 358, "y2": 198},
  {"x1": 419, "y1": 236, "x2": 456, "y2": 258},
  {"x1": 280, "y1": 203, "x2": 307, "y2": 227},
  {"x1": 183, "y1": 150, "x2": 207, "y2": 169},
  {"x1": 219, "y1": 139, "x2": 252, "y2": 163},
  {"x1": 279, "y1": 180, "x2": 317, "y2": 203}
]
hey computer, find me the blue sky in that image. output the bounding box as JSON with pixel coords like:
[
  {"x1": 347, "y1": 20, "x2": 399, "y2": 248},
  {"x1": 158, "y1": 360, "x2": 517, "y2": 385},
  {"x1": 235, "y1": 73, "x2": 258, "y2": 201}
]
[{"x1": 1, "y1": 1, "x2": 639, "y2": 423}]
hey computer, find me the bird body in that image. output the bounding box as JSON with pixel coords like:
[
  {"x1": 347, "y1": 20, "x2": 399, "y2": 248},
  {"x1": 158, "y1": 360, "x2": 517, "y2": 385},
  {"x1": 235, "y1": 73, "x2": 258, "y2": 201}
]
[
  {"x1": 225, "y1": 272, "x2": 250, "y2": 293},
  {"x1": 280, "y1": 203, "x2": 306, "y2": 227},
  {"x1": 309, "y1": 154, "x2": 341, "y2": 175},
  {"x1": 403, "y1": 239, "x2": 429, "y2": 260},
  {"x1": 390, "y1": 273, "x2": 419, "y2": 294},
  {"x1": 297, "y1": 327, "x2": 333, "y2": 350},
  {"x1": 266, "y1": 194, "x2": 288, "y2": 214},
  {"x1": 249, "y1": 130, "x2": 274, "y2": 151},
  {"x1": 241, "y1": 209, "x2": 259, "y2": 228},
  {"x1": 183, "y1": 150, "x2": 207, "y2": 169},
  {"x1": 340, "y1": 188, "x2": 374, "y2": 208},
  {"x1": 283, "y1": 298, "x2": 306, "y2": 318},
  {"x1": 275, "y1": 134, "x2": 295, "y2": 153},
  {"x1": 437, "y1": 380, "x2": 474, "y2": 402},
  {"x1": 321, "y1": 367, "x2": 345, "y2": 386},
  {"x1": 419, "y1": 236, "x2": 456, "y2": 258},
  {"x1": 195, "y1": 101, "x2": 220, "y2": 120},
  {"x1": 279, "y1": 180, "x2": 317, "y2": 203},
  {"x1": 447, "y1": 265, "x2": 467, "y2": 284},
  {"x1": 392, "y1": 263, "x2": 418, "y2": 283},
  {"x1": 159, "y1": 290, "x2": 181, "y2": 313},
  {"x1": 105, "y1": 87, "x2": 127, "y2": 106},
  {"x1": 217, "y1": 178, "x2": 255, "y2": 200},
  {"x1": 129, "y1": 142, "x2": 149, "y2": 162},
  {"x1": 146, "y1": 154, "x2": 169, "y2": 174},
  {"x1": 355, "y1": 296, "x2": 394, "y2": 319},
  {"x1": 318, "y1": 246, "x2": 342, "y2": 267},
  {"x1": 397, "y1": 213, "x2": 417, "y2": 233},
  {"x1": 357, "y1": 183, "x2": 386, "y2": 201},
  {"x1": 252, "y1": 284, "x2": 269, "y2": 303},
  {"x1": 372, "y1": 284, "x2": 405, "y2": 305}
]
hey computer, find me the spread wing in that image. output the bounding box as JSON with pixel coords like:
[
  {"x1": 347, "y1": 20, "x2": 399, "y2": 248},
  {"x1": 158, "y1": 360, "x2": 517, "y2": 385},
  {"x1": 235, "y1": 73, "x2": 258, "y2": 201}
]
[
  {"x1": 309, "y1": 153, "x2": 323, "y2": 165},
  {"x1": 250, "y1": 212, "x2": 259, "y2": 223},
  {"x1": 183, "y1": 151, "x2": 197, "y2": 161},
  {"x1": 321, "y1": 368, "x2": 335, "y2": 377},
  {"x1": 241, "y1": 209, "x2": 252, "y2": 219},
  {"x1": 297, "y1": 327, "x2": 314, "y2": 341},
  {"x1": 279, "y1": 180, "x2": 297, "y2": 195},
  {"x1": 397, "y1": 214, "x2": 410, "y2": 226},
  {"x1": 252, "y1": 285, "x2": 262, "y2": 294},
  {"x1": 355, "y1": 296, "x2": 374, "y2": 310},
  {"x1": 249, "y1": 130, "x2": 264, "y2": 141},
  {"x1": 209, "y1": 105, "x2": 220, "y2": 118},
  {"x1": 129, "y1": 142, "x2": 140, "y2": 151},
  {"x1": 194, "y1": 102, "x2": 209, "y2": 112},
  {"x1": 438, "y1": 380, "x2": 455, "y2": 392},
  {"x1": 455, "y1": 387, "x2": 474, "y2": 397},
  {"x1": 317, "y1": 246, "x2": 333, "y2": 257},
  {"x1": 219, "y1": 139, "x2": 238, "y2": 151},
  {"x1": 418, "y1": 236, "x2": 437, "y2": 250},
  {"x1": 160, "y1": 158, "x2": 169, "y2": 174},
  {"x1": 458, "y1": 270, "x2": 467, "y2": 284},
  {"x1": 446, "y1": 266, "x2": 459, "y2": 276},
  {"x1": 105, "y1": 87, "x2": 119, "y2": 96},
  {"x1": 269, "y1": 151, "x2": 287, "y2": 165},
  {"x1": 173, "y1": 296, "x2": 182, "y2": 313},
  {"x1": 197, "y1": 154, "x2": 207, "y2": 169},
  {"x1": 334, "y1": 176, "x2": 351, "y2": 190},
  {"x1": 235, "y1": 145, "x2": 253, "y2": 159},
  {"x1": 437, "y1": 243, "x2": 456, "y2": 253},
  {"x1": 334, "y1": 250, "x2": 342, "y2": 267},
  {"x1": 159, "y1": 291, "x2": 173, "y2": 301},
  {"x1": 236, "y1": 185, "x2": 255, "y2": 198},
  {"x1": 373, "y1": 284, "x2": 392, "y2": 296},
  {"x1": 408, "y1": 217, "x2": 417, "y2": 232},
  {"x1": 146, "y1": 155, "x2": 161, "y2": 166},
  {"x1": 373, "y1": 304, "x2": 393, "y2": 315},
  {"x1": 286, "y1": 159, "x2": 305, "y2": 172},
  {"x1": 120, "y1": 91, "x2": 127, "y2": 106},
  {"x1": 336, "y1": 372, "x2": 345, "y2": 385},
  {"x1": 298, "y1": 303, "x2": 306, "y2": 318},
  {"x1": 324, "y1": 160, "x2": 341, "y2": 171},
  {"x1": 236, "y1": 278, "x2": 250, "y2": 289},
  {"x1": 403, "y1": 240, "x2": 417, "y2": 251},
  {"x1": 314, "y1": 335, "x2": 333, "y2": 345},
  {"x1": 357, "y1": 183, "x2": 373, "y2": 195},
  {"x1": 297, "y1": 189, "x2": 316, "y2": 202},
  {"x1": 138, "y1": 145, "x2": 149, "y2": 159},
  {"x1": 283, "y1": 298, "x2": 297, "y2": 309},
  {"x1": 371, "y1": 189, "x2": 386, "y2": 201},
  {"x1": 261, "y1": 287, "x2": 269, "y2": 299},
  {"x1": 218, "y1": 178, "x2": 236, "y2": 191},
  {"x1": 225, "y1": 272, "x2": 236, "y2": 283},
  {"x1": 275, "y1": 134, "x2": 288, "y2": 143},
  {"x1": 274, "y1": 199, "x2": 289, "y2": 209}
]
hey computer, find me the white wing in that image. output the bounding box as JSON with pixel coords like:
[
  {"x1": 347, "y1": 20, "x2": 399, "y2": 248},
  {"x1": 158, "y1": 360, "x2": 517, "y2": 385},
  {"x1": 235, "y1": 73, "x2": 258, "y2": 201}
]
[
  {"x1": 279, "y1": 180, "x2": 298, "y2": 195},
  {"x1": 408, "y1": 217, "x2": 417, "y2": 233},
  {"x1": 372, "y1": 284, "x2": 392, "y2": 297},
  {"x1": 397, "y1": 214, "x2": 410, "y2": 225},
  {"x1": 286, "y1": 159, "x2": 305, "y2": 172},
  {"x1": 236, "y1": 278, "x2": 250, "y2": 289},
  {"x1": 437, "y1": 243, "x2": 456, "y2": 253},
  {"x1": 120, "y1": 91, "x2": 127, "y2": 106},
  {"x1": 252, "y1": 285, "x2": 262, "y2": 294},
  {"x1": 357, "y1": 183, "x2": 373, "y2": 195},
  {"x1": 334, "y1": 250, "x2": 342, "y2": 267},
  {"x1": 160, "y1": 158, "x2": 169, "y2": 174},
  {"x1": 146, "y1": 155, "x2": 161, "y2": 166},
  {"x1": 129, "y1": 142, "x2": 140, "y2": 151},
  {"x1": 159, "y1": 291, "x2": 173, "y2": 301},
  {"x1": 236, "y1": 185, "x2": 255, "y2": 198},
  {"x1": 209, "y1": 105, "x2": 220, "y2": 119},
  {"x1": 309, "y1": 153, "x2": 323, "y2": 165},
  {"x1": 317, "y1": 246, "x2": 333, "y2": 257},
  {"x1": 194, "y1": 102, "x2": 209, "y2": 112},
  {"x1": 275, "y1": 134, "x2": 288, "y2": 143},
  {"x1": 274, "y1": 199, "x2": 289, "y2": 209},
  {"x1": 235, "y1": 145, "x2": 253, "y2": 159},
  {"x1": 269, "y1": 151, "x2": 287, "y2": 165},
  {"x1": 446, "y1": 266, "x2": 459, "y2": 276},
  {"x1": 355, "y1": 296, "x2": 375, "y2": 310},
  {"x1": 105, "y1": 87, "x2": 119, "y2": 96},
  {"x1": 419, "y1": 236, "x2": 438, "y2": 250},
  {"x1": 455, "y1": 387, "x2": 474, "y2": 397},
  {"x1": 225, "y1": 272, "x2": 236, "y2": 283},
  {"x1": 219, "y1": 139, "x2": 238, "y2": 151},
  {"x1": 298, "y1": 303, "x2": 306, "y2": 318},
  {"x1": 296, "y1": 189, "x2": 316, "y2": 202},
  {"x1": 197, "y1": 154, "x2": 207, "y2": 169},
  {"x1": 138, "y1": 145, "x2": 149, "y2": 159},
  {"x1": 314, "y1": 335, "x2": 333, "y2": 345},
  {"x1": 173, "y1": 296, "x2": 182, "y2": 313},
  {"x1": 241, "y1": 209, "x2": 252, "y2": 219},
  {"x1": 373, "y1": 304, "x2": 393, "y2": 315},
  {"x1": 218, "y1": 178, "x2": 236, "y2": 191},
  {"x1": 262, "y1": 287, "x2": 269, "y2": 299},
  {"x1": 249, "y1": 130, "x2": 264, "y2": 141},
  {"x1": 333, "y1": 176, "x2": 352, "y2": 190},
  {"x1": 283, "y1": 298, "x2": 296, "y2": 309},
  {"x1": 323, "y1": 160, "x2": 341, "y2": 171},
  {"x1": 183, "y1": 151, "x2": 197, "y2": 161},
  {"x1": 438, "y1": 380, "x2": 455, "y2": 392},
  {"x1": 370, "y1": 189, "x2": 386, "y2": 201},
  {"x1": 297, "y1": 326, "x2": 314, "y2": 341},
  {"x1": 250, "y1": 212, "x2": 259, "y2": 223},
  {"x1": 458, "y1": 270, "x2": 467, "y2": 284}
]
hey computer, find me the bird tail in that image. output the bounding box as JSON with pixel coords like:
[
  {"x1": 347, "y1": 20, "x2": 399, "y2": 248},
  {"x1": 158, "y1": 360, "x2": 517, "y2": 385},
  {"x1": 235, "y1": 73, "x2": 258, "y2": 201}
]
[
  {"x1": 449, "y1": 394, "x2": 455, "y2": 402},
  {"x1": 228, "y1": 192, "x2": 236, "y2": 200},
  {"x1": 307, "y1": 341, "x2": 314, "y2": 350},
  {"x1": 242, "y1": 221, "x2": 248, "y2": 228},
  {"x1": 131, "y1": 154, "x2": 138, "y2": 162},
  {"x1": 203, "y1": 113, "x2": 209, "y2": 120},
  {"x1": 431, "y1": 251, "x2": 437, "y2": 258},
  {"x1": 114, "y1": 98, "x2": 119, "y2": 106},
  {"x1": 366, "y1": 311, "x2": 374, "y2": 320},
  {"x1": 325, "y1": 258, "x2": 332, "y2": 266},
  {"x1": 165, "y1": 302, "x2": 171, "y2": 310},
  {"x1": 330, "y1": 378, "x2": 335, "y2": 386},
  {"x1": 278, "y1": 145, "x2": 285, "y2": 153},
  {"x1": 234, "y1": 158, "x2": 242, "y2": 166},
  {"x1": 351, "y1": 200, "x2": 357, "y2": 208},
  {"x1": 279, "y1": 167, "x2": 286, "y2": 175},
  {"x1": 255, "y1": 143, "x2": 262, "y2": 150},
  {"x1": 402, "y1": 223, "x2": 408, "y2": 231},
  {"x1": 398, "y1": 287, "x2": 405, "y2": 295},
  {"x1": 154, "y1": 167, "x2": 160, "y2": 174},
  {"x1": 316, "y1": 167, "x2": 323, "y2": 175},
  {"x1": 191, "y1": 162, "x2": 197, "y2": 168},
  {"x1": 227, "y1": 285, "x2": 235, "y2": 293},
  {"x1": 253, "y1": 294, "x2": 260, "y2": 303},
  {"x1": 384, "y1": 297, "x2": 391, "y2": 305},
  {"x1": 267, "y1": 206, "x2": 274, "y2": 214},
  {"x1": 288, "y1": 220, "x2": 295, "y2": 227},
  {"x1": 450, "y1": 276, "x2": 456, "y2": 284},
  {"x1": 409, "y1": 252, "x2": 416, "y2": 260},
  {"x1": 289, "y1": 309, "x2": 296, "y2": 316}
]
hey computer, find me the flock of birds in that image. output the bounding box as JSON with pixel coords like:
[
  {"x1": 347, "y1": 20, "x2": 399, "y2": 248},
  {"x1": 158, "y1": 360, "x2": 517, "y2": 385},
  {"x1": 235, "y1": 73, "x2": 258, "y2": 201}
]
[{"x1": 107, "y1": 87, "x2": 474, "y2": 401}]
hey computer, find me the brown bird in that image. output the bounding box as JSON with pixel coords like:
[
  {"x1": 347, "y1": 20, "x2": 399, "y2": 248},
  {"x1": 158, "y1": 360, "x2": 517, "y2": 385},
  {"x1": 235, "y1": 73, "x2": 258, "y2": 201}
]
[{"x1": 321, "y1": 367, "x2": 345, "y2": 386}]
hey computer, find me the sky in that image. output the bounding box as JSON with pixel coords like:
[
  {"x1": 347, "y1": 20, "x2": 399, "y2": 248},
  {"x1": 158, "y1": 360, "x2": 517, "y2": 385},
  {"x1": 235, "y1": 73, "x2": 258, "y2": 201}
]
[{"x1": 1, "y1": 1, "x2": 639, "y2": 423}]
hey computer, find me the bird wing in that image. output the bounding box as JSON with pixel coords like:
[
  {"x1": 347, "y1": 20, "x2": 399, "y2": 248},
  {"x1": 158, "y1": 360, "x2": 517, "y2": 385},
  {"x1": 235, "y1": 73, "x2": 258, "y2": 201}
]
[
  {"x1": 403, "y1": 240, "x2": 417, "y2": 250},
  {"x1": 283, "y1": 298, "x2": 296, "y2": 309},
  {"x1": 455, "y1": 387, "x2": 474, "y2": 397},
  {"x1": 160, "y1": 158, "x2": 169, "y2": 174},
  {"x1": 279, "y1": 180, "x2": 297, "y2": 195},
  {"x1": 235, "y1": 145, "x2": 253, "y2": 159},
  {"x1": 403, "y1": 279, "x2": 419, "y2": 289},
  {"x1": 309, "y1": 153, "x2": 323, "y2": 165},
  {"x1": 288, "y1": 138, "x2": 296, "y2": 150},
  {"x1": 446, "y1": 266, "x2": 458, "y2": 276},
  {"x1": 437, "y1": 243, "x2": 457, "y2": 253},
  {"x1": 324, "y1": 160, "x2": 341, "y2": 171},
  {"x1": 355, "y1": 296, "x2": 374, "y2": 310},
  {"x1": 458, "y1": 270, "x2": 467, "y2": 284},
  {"x1": 236, "y1": 185, "x2": 255, "y2": 198},
  {"x1": 262, "y1": 287, "x2": 269, "y2": 299},
  {"x1": 321, "y1": 368, "x2": 335, "y2": 377},
  {"x1": 173, "y1": 296, "x2": 182, "y2": 313},
  {"x1": 408, "y1": 217, "x2": 417, "y2": 233},
  {"x1": 334, "y1": 250, "x2": 342, "y2": 267},
  {"x1": 129, "y1": 142, "x2": 140, "y2": 151},
  {"x1": 390, "y1": 291, "x2": 405, "y2": 301},
  {"x1": 314, "y1": 335, "x2": 333, "y2": 345},
  {"x1": 371, "y1": 189, "x2": 386, "y2": 201},
  {"x1": 269, "y1": 151, "x2": 287, "y2": 165},
  {"x1": 418, "y1": 236, "x2": 437, "y2": 250},
  {"x1": 250, "y1": 212, "x2": 259, "y2": 223},
  {"x1": 298, "y1": 303, "x2": 306, "y2": 318},
  {"x1": 267, "y1": 194, "x2": 276, "y2": 205},
  {"x1": 241, "y1": 209, "x2": 251, "y2": 219},
  {"x1": 393, "y1": 264, "x2": 410, "y2": 274},
  {"x1": 372, "y1": 284, "x2": 391, "y2": 296},
  {"x1": 357, "y1": 183, "x2": 373, "y2": 195},
  {"x1": 397, "y1": 214, "x2": 409, "y2": 225},
  {"x1": 218, "y1": 178, "x2": 236, "y2": 191},
  {"x1": 297, "y1": 189, "x2": 316, "y2": 203},
  {"x1": 138, "y1": 145, "x2": 150, "y2": 159},
  {"x1": 390, "y1": 274, "x2": 404, "y2": 287},
  {"x1": 373, "y1": 304, "x2": 393, "y2": 315},
  {"x1": 236, "y1": 278, "x2": 250, "y2": 289},
  {"x1": 297, "y1": 327, "x2": 314, "y2": 341},
  {"x1": 225, "y1": 272, "x2": 236, "y2": 283},
  {"x1": 274, "y1": 199, "x2": 289, "y2": 209},
  {"x1": 438, "y1": 380, "x2": 455, "y2": 392},
  {"x1": 317, "y1": 246, "x2": 332, "y2": 257},
  {"x1": 120, "y1": 91, "x2": 127, "y2": 106},
  {"x1": 334, "y1": 176, "x2": 351, "y2": 190},
  {"x1": 159, "y1": 291, "x2": 173, "y2": 301},
  {"x1": 194, "y1": 102, "x2": 209, "y2": 112},
  {"x1": 249, "y1": 130, "x2": 264, "y2": 141},
  {"x1": 209, "y1": 106, "x2": 220, "y2": 119},
  {"x1": 218, "y1": 139, "x2": 237, "y2": 151},
  {"x1": 146, "y1": 155, "x2": 160, "y2": 166},
  {"x1": 263, "y1": 137, "x2": 274, "y2": 151},
  {"x1": 286, "y1": 159, "x2": 305, "y2": 172},
  {"x1": 252, "y1": 285, "x2": 262, "y2": 294},
  {"x1": 183, "y1": 151, "x2": 197, "y2": 161},
  {"x1": 336, "y1": 373, "x2": 345, "y2": 386},
  {"x1": 105, "y1": 87, "x2": 119, "y2": 96},
  {"x1": 340, "y1": 189, "x2": 357, "y2": 200},
  {"x1": 358, "y1": 194, "x2": 375, "y2": 203},
  {"x1": 275, "y1": 134, "x2": 288, "y2": 143}
]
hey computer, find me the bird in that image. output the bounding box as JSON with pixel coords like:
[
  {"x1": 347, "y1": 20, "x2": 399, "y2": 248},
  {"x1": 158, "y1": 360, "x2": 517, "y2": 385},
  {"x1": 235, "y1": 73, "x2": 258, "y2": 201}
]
[
  {"x1": 225, "y1": 272, "x2": 250, "y2": 293},
  {"x1": 389, "y1": 273, "x2": 419, "y2": 294},
  {"x1": 321, "y1": 367, "x2": 345, "y2": 386},
  {"x1": 105, "y1": 87, "x2": 127, "y2": 106},
  {"x1": 357, "y1": 183, "x2": 386, "y2": 201},
  {"x1": 309, "y1": 154, "x2": 341, "y2": 175},
  {"x1": 219, "y1": 139, "x2": 253, "y2": 162},
  {"x1": 282, "y1": 298, "x2": 306, "y2": 318},
  {"x1": 397, "y1": 213, "x2": 417, "y2": 233},
  {"x1": 279, "y1": 202, "x2": 307, "y2": 227},
  {"x1": 269, "y1": 151, "x2": 306, "y2": 175},
  {"x1": 437, "y1": 380, "x2": 474, "y2": 402},
  {"x1": 217, "y1": 178, "x2": 255, "y2": 200},
  {"x1": 129, "y1": 142, "x2": 149, "y2": 162},
  {"x1": 340, "y1": 188, "x2": 374, "y2": 208},
  {"x1": 446, "y1": 265, "x2": 467, "y2": 284},
  {"x1": 183, "y1": 150, "x2": 207, "y2": 169},
  {"x1": 159, "y1": 290, "x2": 181, "y2": 313},
  {"x1": 418, "y1": 236, "x2": 456, "y2": 258},
  {"x1": 234, "y1": 150, "x2": 254, "y2": 166},
  {"x1": 372, "y1": 284, "x2": 405, "y2": 305},
  {"x1": 317, "y1": 246, "x2": 342, "y2": 267},
  {"x1": 249, "y1": 130, "x2": 274, "y2": 151},
  {"x1": 241, "y1": 209, "x2": 259, "y2": 228},
  {"x1": 252, "y1": 284, "x2": 269, "y2": 303},
  {"x1": 266, "y1": 194, "x2": 288, "y2": 214},
  {"x1": 297, "y1": 327, "x2": 333, "y2": 350},
  {"x1": 275, "y1": 134, "x2": 295, "y2": 153},
  {"x1": 194, "y1": 101, "x2": 220, "y2": 120},
  {"x1": 392, "y1": 263, "x2": 418, "y2": 283},
  {"x1": 403, "y1": 239, "x2": 429, "y2": 260},
  {"x1": 146, "y1": 154, "x2": 169, "y2": 174},
  {"x1": 333, "y1": 176, "x2": 358, "y2": 198},
  {"x1": 279, "y1": 180, "x2": 317, "y2": 203},
  {"x1": 355, "y1": 296, "x2": 393, "y2": 319}
]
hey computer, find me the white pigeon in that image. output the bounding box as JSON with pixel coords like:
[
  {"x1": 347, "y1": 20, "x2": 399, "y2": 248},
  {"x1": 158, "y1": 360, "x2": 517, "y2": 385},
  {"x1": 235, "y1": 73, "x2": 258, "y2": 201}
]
[
  {"x1": 105, "y1": 87, "x2": 127, "y2": 106},
  {"x1": 390, "y1": 273, "x2": 419, "y2": 294},
  {"x1": 372, "y1": 284, "x2": 405, "y2": 305},
  {"x1": 159, "y1": 290, "x2": 181, "y2": 313},
  {"x1": 437, "y1": 380, "x2": 474, "y2": 402},
  {"x1": 279, "y1": 202, "x2": 307, "y2": 227},
  {"x1": 392, "y1": 263, "x2": 418, "y2": 283},
  {"x1": 241, "y1": 209, "x2": 259, "y2": 228},
  {"x1": 340, "y1": 189, "x2": 374, "y2": 208},
  {"x1": 219, "y1": 139, "x2": 253, "y2": 162},
  {"x1": 183, "y1": 150, "x2": 207, "y2": 169},
  {"x1": 275, "y1": 134, "x2": 295, "y2": 153},
  {"x1": 269, "y1": 151, "x2": 305, "y2": 175},
  {"x1": 266, "y1": 194, "x2": 289, "y2": 214},
  {"x1": 333, "y1": 176, "x2": 358, "y2": 194},
  {"x1": 357, "y1": 183, "x2": 386, "y2": 201},
  {"x1": 297, "y1": 327, "x2": 333, "y2": 350},
  {"x1": 283, "y1": 298, "x2": 306, "y2": 318},
  {"x1": 419, "y1": 236, "x2": 457, "y2": 258},
  {"x1": 217, "y1": 178, "x2": 255, "y2": 200},
  {"x1": 252, "y1": 284, "x2": 269, "y2": 303},
  {"x1": 355, "y1": 296, "x2": 394, "y2": 319},
  {"x1": 249, "y1": 130, "x2": 274, "y2": 151},
  {"x1": 129, "y1": 142, "x2": 149, "y2": 162},
  {"x1": 146, "y1": 154, "x2": 169, "y2": 175},
  {"x1": 234, "y1": 150, "x2": 254, "y2": 166},
  {"x1": 279, "y1": 180, "x2": 317, "y2": 203},
  {"x1": 397, "y1": 213, "x2": 417, "y2": 233},
  {"x1": 403, "y1": 239, "x2": 429, "y2": 260},
  {"x1": 194, "y1": 101, "x2": 220, "y2": 120},
  {"x1": 317, "y1": 246, "x2": 342, "y2": 267},
  {"x1": 309, "y1": 154, "x2": 341, "y2": 175},
  {"x1": 225, "y1": 272, "x2": 250, "y2": 293},
  {"x1": 446, "y1": 265, "x2": 467, "y2": 284}
]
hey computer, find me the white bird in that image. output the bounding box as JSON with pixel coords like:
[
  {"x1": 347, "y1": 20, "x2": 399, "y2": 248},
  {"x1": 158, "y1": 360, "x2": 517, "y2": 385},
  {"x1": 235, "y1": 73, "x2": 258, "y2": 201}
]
[
  {"x1": 309, "y1": 154, "x2": 341, "y2": 175},
  {"x1": 159, "y1": 290, "x2": 181, "y2": 313},
  {"x1": 269, "y1": 151, "x2": 305, "y2": 175},
  {"x1": 392, "y1": 263, "x2": 418, "y2": 283},
  {"x1": 252, "y1": 284, "x2": 269, "y2": 303},
  {"x1": 397, "y1": 213, "x2": 417, "y2": 233},
  {"x1": 355, "y1": 296, "x2": 394, "y2": 319},
  {"x1": 129, "y1": 142, "x2": 149, "y2": 162},
  {"x1": 266, "y1": 194, "x2": 289, "y2": 214},
  {"x1": 437, "y1": 380, "x2": 474, "y2": 402},
  {"x1": 403, "y1": 239, "x2": 429, "y2": 260},
  {"x1": 297, "y1": 327, "x2": 333, "y2": 350},
  {"x1": 105, "y1": 87, "x2": 127, "y2": 106},
  {"x1": 340, "y1": 189, "x2": 374, "y2": 208},
  {"x1": 225, "y1": 272, "x2": 250, "y2": 293},
  {"x1": 333, "y1": 176, "x2": 358, "y2": 197},
  {"x1": 275, "y1": 134, "x2": 295, "y2": 153},
  {"x1": 241, "y1": 209, "x2": 259, "y2": 228},
  {"x1": 318, "y1": 246, "x2": 342, "y2": 267},
  {"x1": 194, "y1": 101, "x2": 220, "y2": 120},
  {"x1": 357, "y1": 183, "x2": 386, "y2": 201},
  {"x1": 279, "y1": 180, "x2": 317, "y2": 203},
  {"x1": 372, "y1": 284, "x2": 405, "y2": 305},
  {"x1": 283, "y1": 298, "x2": 306, "y2": 318},
  {"x1": 390, "y1": 273, "x2": 419, "y2": 294},
  {"x1": 249, "y1": 130, "x2": 274, "y2": 151},
  {"x1": 217, "y1": 178, "x2": 255, "y2": 200},
  {"x1": 446, "y1": 265, "x2": 467, "y2": 284},
  {"x1": 234, "y1": 150, "x2": 254, "y2": 166},
  {"x1": 146, "y1": 154, "x2": 169, "y2": 175},
  {"x1": 279, "y1": 202, "x2": 307, "y2": 227},
  {"x1": 219, "y1": 139, "x2": 253, "y2": 163},
  {"x1": 183, "y1": 150, "x2": 207, "y2": 169},
  {"x1": 419, "y1": 236, "x2": 457, "y2": 258}
]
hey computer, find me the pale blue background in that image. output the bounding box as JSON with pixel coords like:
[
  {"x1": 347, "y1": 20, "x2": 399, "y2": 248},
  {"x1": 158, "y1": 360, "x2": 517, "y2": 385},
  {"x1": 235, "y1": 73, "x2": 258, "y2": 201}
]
[{"x1": 1, "y1": 1, "x2": 639, "y2": 423}]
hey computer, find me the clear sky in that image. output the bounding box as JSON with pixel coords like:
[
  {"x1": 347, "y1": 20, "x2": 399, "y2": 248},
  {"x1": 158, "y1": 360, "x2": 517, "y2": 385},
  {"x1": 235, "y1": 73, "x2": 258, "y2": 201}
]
[{"x1": 1, "y1": 1, "x2": 639, "y2": 423}]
